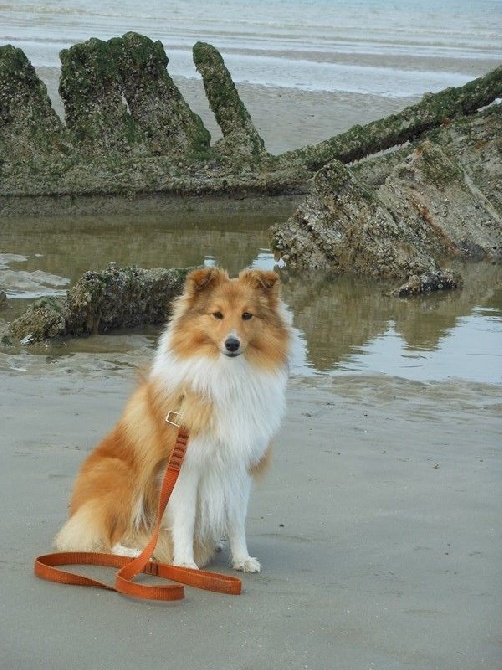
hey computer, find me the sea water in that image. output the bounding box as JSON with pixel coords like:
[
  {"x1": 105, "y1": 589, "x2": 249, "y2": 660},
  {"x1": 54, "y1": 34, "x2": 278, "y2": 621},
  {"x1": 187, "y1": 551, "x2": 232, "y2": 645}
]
[{"x1": 1, "y1": 0, "x2": 501, "y2": 96}]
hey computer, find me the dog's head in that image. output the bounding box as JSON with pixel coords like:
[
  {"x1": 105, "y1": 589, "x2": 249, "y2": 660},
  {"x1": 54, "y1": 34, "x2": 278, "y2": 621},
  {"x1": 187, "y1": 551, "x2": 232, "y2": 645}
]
[{"x1": 169, "y1": 267, "x2": 289, "y2": 367}]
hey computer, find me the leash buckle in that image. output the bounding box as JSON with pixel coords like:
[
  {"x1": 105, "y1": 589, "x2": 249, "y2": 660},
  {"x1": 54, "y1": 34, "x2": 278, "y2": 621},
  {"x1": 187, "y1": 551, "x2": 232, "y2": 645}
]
[{"x1": 165, "y1": 411, "x2": 180, "y2": 427}]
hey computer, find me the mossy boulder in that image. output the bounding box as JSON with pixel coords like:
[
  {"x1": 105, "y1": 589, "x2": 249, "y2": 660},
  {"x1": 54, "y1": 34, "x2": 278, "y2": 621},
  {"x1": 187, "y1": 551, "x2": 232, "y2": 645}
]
[
  {"x1": 272, "y1": 105, "x2": 502, "y2": 279},
  {"x1": 9, "y1": 265, "x2": 189, "y2": 342},
  {"x1": 59, "y1": 33, "x2": 211, "y2": 159},
  {"x1": 60, "y1": 38, "x2": 145, "y2": 155},
  {"x1": 271, "y1": 159, "x2": 440, "y2": 278},
  {"x1": 8, "y1": 296, "x2": 68, "y2": 342},
  {"x1": 108, "y1": 32, "x2": 210, "y2": 158},
  {"x1": 64, "y1": 264, "x2": 187, "y2": 336}
]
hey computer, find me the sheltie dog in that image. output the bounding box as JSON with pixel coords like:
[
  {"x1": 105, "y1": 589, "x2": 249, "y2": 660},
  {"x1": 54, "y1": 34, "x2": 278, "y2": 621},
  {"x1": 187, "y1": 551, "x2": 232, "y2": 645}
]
[{"x1": 54, "y1": 267, "x2": 291, "y2": 572}]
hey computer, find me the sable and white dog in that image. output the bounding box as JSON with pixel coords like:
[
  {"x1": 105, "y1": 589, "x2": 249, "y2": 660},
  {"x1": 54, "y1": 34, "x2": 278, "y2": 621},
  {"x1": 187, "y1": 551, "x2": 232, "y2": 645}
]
[{"x1": 54, "y1": 267, "x2": 291, "y2": 573}]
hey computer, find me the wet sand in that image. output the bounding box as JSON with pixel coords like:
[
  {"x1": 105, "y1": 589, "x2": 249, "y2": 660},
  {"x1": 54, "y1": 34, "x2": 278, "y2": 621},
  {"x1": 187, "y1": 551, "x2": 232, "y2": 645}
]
[
  {"x1": 1, "y1": 64, "x2": 501, "y2": 669},
  {"x1": 176, "y1": 78, "x2": 421, "y2": 155},
  {"x1": 1, "y1": 352, "x2": 501, "y2": 669}
]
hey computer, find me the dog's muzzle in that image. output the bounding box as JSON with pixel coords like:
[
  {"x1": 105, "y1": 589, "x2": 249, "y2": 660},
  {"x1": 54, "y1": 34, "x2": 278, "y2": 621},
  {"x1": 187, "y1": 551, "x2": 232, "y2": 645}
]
[{"x1": 224, "y1": 335, "x2": 241, "y2": 356}]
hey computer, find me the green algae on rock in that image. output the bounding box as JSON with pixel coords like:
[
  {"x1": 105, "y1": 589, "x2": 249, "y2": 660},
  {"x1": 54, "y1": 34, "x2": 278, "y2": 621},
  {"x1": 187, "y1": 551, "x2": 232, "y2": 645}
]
[
  {"x1": 59, "y1": 37, "x2": 146, "y2": 155},
  {"x1": 271, "y1": 105, "x2": 501, "y2": 280},
  {"x1": 280, "y1": 65, "x2": 502, "y2": 172},
  {"x1": 193, "y1": 41, "x2": 268, "y2": 165},
  {"x1": 0, "y1": 45, "x2": 68, "y2": 161},
  {"x1": 108, "y1": 33, "x2": 210, "y2": 158},
  {"x1": 59, "y1": 33, "x2": 210, "y2": 158},
  {"x1": 8, "y1": 296, "x2": 68, "y2": 343},
  {"x1": 271, "y1": 160, "x2": 441, "y2": 279},
  {"x1": 1, "y1": 38, "x2": 500, "y2": 203}
]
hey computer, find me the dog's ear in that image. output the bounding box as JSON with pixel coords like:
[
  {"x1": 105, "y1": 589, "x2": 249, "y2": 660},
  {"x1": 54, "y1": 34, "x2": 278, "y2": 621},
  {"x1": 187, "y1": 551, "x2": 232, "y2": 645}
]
[
  {"x1": 239, "y1": 269, "x2": 280, "y2": 291},
  {"x1": 185, "y1": 267, "x2": 229, "y2": 298}
]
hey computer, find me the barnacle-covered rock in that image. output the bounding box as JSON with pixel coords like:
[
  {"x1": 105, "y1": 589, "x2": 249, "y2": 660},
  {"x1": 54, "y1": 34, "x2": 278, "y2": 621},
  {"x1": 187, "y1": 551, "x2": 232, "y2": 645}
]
[
  {"x1": 390, "y1": 270, "x2": 462, "y2": 297},
  {"x1": 193, "y1": 41, "x2": 268, "y2": 165},
  {"x1": 9, "y1": 265, "x2": 188, "y2": 342},
  {"x1": 272, "y1": 105, "x2": 502, "y2": 282},
  {"x1": 0, "y1": 45, "x2": 68, "y2": 160},
  {"x1": 108, "y1": 33, "x2": 210, "y2": 157}
]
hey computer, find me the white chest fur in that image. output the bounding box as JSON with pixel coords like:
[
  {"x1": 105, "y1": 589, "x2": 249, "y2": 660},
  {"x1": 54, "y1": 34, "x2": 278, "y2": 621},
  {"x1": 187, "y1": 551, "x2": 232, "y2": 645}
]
[
  {"x1": 153, "y1": 345, "x2": 288, "y2": 466},
  {"x1": 151, "y1": 343, "x2": 288, "y2": 562}
]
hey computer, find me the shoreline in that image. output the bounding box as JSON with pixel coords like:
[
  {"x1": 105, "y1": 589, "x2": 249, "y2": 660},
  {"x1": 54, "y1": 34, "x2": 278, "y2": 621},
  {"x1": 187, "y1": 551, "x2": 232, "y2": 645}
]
[{"x1": 0, "y1": 192, "x2": 303, "y2": 218}]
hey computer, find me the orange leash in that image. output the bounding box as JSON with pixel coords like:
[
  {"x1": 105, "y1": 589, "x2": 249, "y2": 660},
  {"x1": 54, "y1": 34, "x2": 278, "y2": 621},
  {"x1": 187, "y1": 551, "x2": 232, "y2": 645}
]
[{"x1": 34, "y1": 427, "x2": 242, "y2": 601}]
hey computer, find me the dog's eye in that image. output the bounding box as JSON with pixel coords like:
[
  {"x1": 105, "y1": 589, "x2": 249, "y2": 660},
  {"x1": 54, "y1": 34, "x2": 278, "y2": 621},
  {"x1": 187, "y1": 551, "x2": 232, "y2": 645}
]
[
  {"x1": 213, "y1": 311, "x2": 224, "y2": 320},
  {"x1": 242, "y1": 312, "x2": 253, "y2": 320}
]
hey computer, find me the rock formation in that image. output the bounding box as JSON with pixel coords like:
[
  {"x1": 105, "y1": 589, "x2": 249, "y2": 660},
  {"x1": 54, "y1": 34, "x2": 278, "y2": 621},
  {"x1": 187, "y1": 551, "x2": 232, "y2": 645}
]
[
  {"x1": 281, "y1": 65, "x2": 502, "y2": 171},
  {"x1": 0, "y1": 45, "x2": 68, "y2": 160},
  {"x1": 1, "y1": 34, "x2": 500, "y2": 201},
  {"x1": 8, "y1": 265, "x2": 187, "y2": 343},
  {"x1": 1, "y1": 33, "x2": 501, "y2": 308},
  {"x1": 271, "y1": 105, "x2": 501, "y2": 279},
  {"x1": 193, "y1": 41, "x2": 267, "y2": 164},
  {"x1": 59, "y1": 33, "x2": 210, "y2": 157},
  {"x1": 390, "y1": 270, "x2": 462, "y2": 298}
]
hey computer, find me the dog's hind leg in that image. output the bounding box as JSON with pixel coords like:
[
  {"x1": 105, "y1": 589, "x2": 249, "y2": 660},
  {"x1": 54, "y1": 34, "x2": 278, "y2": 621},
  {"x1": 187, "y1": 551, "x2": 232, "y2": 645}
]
[{"x1": 55, "y1": 448, "x2": 137, "y2": 554}]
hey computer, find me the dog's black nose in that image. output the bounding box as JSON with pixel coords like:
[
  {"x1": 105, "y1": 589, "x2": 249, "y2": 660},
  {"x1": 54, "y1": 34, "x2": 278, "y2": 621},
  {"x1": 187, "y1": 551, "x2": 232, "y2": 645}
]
[{"x1": 224, "y1": 336, "x2": 241, "y2": 353}]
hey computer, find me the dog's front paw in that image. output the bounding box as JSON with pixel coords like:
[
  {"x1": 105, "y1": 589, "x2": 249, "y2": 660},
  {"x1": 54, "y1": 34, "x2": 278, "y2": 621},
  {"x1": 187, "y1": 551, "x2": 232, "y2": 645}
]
[
  {"x1": 233, "y1": 556, "x2": 261, "y2": 573},
  {"x1": 174, "y1": 560, "x2": 199, "y2": 570},
  {"x1": 112, "y1": 544, "x2": 142, "y2": 558}
]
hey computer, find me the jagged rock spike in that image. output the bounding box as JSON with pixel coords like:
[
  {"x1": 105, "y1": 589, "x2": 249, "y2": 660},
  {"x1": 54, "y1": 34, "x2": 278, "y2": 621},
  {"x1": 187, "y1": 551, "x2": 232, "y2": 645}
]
[
  {"x1": 193, "y1": 41, "x2": 267, "y2": 163},
  {"x1": 0, "y1": 45, "x2": 66, "y2": 160},
  {"x1": 108, "y1": 32, "x2": 210, "y2": 157}
]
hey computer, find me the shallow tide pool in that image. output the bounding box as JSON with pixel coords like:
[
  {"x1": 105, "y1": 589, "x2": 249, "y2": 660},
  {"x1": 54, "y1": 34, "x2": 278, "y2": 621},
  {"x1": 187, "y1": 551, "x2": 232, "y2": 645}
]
[{"x1": 1, "y1": 210, "x2": 501, "y2": 386}]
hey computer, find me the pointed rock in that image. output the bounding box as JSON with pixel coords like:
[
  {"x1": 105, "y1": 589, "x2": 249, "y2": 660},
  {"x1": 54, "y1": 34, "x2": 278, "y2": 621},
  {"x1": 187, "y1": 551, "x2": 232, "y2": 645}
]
[
  {"x1": 109, "y1": 32, "x2": 210, "y2": 157},
  {"x1": 193, "y1": 41, "x2": 267, "y2": 164},
  {"x1": 59, "y1": 38, "x2": 144, "y2": 155},
  {"x1": 0, "y1": 45, "x2": 66, "y2": 160}
]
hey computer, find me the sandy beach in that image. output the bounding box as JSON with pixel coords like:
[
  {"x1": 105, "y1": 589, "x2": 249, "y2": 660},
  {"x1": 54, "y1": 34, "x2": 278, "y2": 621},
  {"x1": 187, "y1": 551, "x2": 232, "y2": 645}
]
[
  {"x1": 1, "y1": 348, "x2": 501, "y2": 669},
  {"x1": 1, "y1": 6, "x2": 501, "y2": 667}
]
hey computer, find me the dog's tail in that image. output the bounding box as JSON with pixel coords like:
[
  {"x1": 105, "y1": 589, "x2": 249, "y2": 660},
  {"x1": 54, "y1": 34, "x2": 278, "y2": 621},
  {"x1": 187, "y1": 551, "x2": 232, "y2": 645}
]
[{"x1": 54, "y1": 501, "x2": 114, "y2": 553}]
